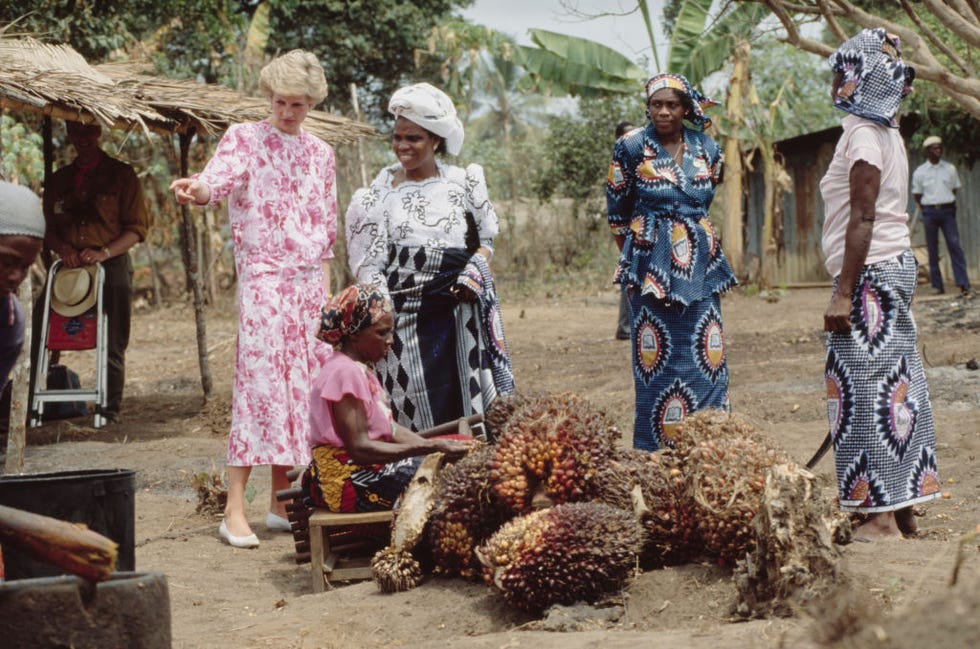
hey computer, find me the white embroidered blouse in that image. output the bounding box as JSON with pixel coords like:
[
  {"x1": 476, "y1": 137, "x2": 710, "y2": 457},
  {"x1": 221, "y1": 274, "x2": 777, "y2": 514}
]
[{"x1": 345, "y1": 161, "x2": 499, "y2": 292}]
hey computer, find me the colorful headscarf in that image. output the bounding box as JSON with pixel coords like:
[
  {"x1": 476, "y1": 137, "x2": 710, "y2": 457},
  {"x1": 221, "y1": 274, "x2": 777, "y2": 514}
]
[
  {"x1": 644, "y1": 73, "x2": 719, "y2": 131},
  {"x1": 829, "y1": 28, "x2": 915, "y2": 128},
  {"x1": 388, "y1": 82, "x2": 464, "y2": 155},
  {"x1": 317, "y1": 284, "x2": 393, "y2": 347}
]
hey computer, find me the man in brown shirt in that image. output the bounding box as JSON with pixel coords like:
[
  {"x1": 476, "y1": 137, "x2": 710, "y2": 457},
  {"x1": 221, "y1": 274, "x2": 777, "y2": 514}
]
[{"x1": 35, "y1": 121, "x2": 151, "y2": 422}]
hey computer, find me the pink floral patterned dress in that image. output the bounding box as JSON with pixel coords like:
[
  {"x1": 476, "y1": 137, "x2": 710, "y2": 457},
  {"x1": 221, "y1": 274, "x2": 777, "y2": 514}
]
[{"x1": 197, "y1": 120, "x2": 337, "y2": 467}]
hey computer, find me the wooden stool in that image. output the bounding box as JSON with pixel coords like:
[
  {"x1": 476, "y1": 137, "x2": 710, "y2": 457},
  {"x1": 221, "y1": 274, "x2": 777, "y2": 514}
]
[{"x1": 308, "y1": 509, "x2": 393, "y2": 592}]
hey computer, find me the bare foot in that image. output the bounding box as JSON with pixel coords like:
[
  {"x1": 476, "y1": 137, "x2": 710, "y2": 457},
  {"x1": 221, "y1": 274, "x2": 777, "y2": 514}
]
[
  {"x1": 854, "y1": 512, "x2": 903, "y2": 541},
  {"x1": 895, "y1": 506, "x2": 918, "y2": 535}
]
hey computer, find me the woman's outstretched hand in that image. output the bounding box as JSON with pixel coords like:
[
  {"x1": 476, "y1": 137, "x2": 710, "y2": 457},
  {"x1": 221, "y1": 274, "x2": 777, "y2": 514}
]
[{"x1": 169, "y1": 178, "x2": 211, "y2": 205}]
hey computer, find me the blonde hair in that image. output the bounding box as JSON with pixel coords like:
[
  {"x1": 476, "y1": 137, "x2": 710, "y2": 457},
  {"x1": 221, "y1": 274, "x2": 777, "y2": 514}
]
[{"x1": 259, "y1": 50, "x2": 328, "y2": 105}]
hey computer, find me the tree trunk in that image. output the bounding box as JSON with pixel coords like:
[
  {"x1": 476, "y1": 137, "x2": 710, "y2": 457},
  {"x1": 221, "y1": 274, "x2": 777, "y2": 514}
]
[
  {"x1": 759, "y1": 148, "x2": 777, "y2": 290},
  {"x1": 177, "y1": 131, "x2": 213, "y2": 400},
  {"x1": 3, "y1": 277, "x2": 34, "y2": 474},
  {"x1": 144, "y1": 239, "x2": 163, "y2": 308},
  {"x1": 198, "y1": 208, "x2": 216, "y2": 306},
  {"x1": 722, "y1": 42, "x2": 751, "y2": 278},
  {"x1": 349, "y1": 82, "x2": 369, "y2": 188}
]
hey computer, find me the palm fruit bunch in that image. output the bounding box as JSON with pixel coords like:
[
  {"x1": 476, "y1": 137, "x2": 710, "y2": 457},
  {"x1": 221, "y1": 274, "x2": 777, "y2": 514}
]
[
  {"x1": 683, "y1": 434, "x2": 790, "y2": 564},
  {"x1": 371, "y1": 547, "x2": 422, "y2": 593},
  {"x1": 475, "y1": 502, "x2": 644, "y2": 614},
  {"x1": 670, "y1": 408, "x2": 759, "y2": 457},
  {"x1": 483, "y1": 393, "x2": 533, "y2": 440},
  {"x1": 594, "y1": 449, "x2": 697, "y2": 565},
  {"x1": 426, "y1": 445, "x2": 504, "y2": 579},
  {"x1": 489, "y1": 393, "x2": 618, "y2": 515}
]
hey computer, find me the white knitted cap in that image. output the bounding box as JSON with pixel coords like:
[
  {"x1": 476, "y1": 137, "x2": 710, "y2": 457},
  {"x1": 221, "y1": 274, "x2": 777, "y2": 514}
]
[{"x1": 0, "y1": 181, "x2": 45, "y2": 239}]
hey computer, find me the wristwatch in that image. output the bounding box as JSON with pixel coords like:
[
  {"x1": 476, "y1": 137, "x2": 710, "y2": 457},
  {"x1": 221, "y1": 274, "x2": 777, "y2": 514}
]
[{"x1": 102, "y1": 246, "x2": 111, "y2": 260}]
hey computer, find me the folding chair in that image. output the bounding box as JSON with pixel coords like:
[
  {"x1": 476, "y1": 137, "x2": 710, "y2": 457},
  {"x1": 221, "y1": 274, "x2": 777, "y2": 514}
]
[{"x1": 30, "y1": 260, "x2": 109, "y2": 428}]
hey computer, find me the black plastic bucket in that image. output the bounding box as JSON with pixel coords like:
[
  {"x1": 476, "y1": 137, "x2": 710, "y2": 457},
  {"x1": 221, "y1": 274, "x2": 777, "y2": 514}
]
[
  {"x1": 0, "y1": 469, "x2": 135, "y2": 580},
  {"x1": 0, "y1": 571, "x2": 170, "y2": 648}
]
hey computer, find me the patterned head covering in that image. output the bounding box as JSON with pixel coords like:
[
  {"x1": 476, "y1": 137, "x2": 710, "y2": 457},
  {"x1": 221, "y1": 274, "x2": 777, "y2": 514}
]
[
  {"x1": 388, "y1": 83, "x2": 464, "y2": 155},
  {"x1": 829, "y1": 28, "x2": 915, "y2": 128},
  {"x1": 644, "y1": 73, "x2": 719, "y2": 131},
  {"x1": 317, "y1": 284, "x2": 393, "y2": 347}
]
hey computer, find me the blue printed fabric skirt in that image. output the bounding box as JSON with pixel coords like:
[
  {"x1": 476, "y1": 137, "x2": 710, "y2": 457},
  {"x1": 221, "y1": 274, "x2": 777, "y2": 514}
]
[
  {"x1": 825, "y1": 250, "x2": 941, "y2": 513},
  {"x1": 629, "y1": 289, "x2": 729, "y2": 451}
]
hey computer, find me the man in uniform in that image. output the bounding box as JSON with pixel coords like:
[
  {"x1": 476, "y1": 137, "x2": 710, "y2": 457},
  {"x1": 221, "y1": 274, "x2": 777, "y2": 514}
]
[{"x1": 911, "y1": 135, "x2": 971, "y2": 297}]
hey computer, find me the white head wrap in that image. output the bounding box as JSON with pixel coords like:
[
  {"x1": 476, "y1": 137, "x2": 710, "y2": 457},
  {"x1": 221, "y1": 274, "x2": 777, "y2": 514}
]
[
  {"x1": 922, "y1": 135, "x2": 942, "y2": 149},
  {"x1": 388, "y1": 83, "x2": 464, "y2": 156}
]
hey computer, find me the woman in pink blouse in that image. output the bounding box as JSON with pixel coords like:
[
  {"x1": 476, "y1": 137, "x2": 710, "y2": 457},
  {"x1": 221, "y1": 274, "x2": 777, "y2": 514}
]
[
  {"x1": 170, "y1": 50, "x2": 337, "y2": 548},
  {"x1": 301, "y1": 284, "x2": 474, "y2": 513}
]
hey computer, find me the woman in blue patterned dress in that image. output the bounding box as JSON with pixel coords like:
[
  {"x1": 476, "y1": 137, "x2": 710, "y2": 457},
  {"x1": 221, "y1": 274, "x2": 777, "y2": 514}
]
[{"x1": 606, "y1": 73, "x2": 737, "y2": 451}]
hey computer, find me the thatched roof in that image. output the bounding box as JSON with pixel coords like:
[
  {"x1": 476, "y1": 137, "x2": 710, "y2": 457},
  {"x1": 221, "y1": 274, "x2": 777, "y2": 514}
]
[
  {"x1": 0, "y1": 36, "x2": 375, "y2": 145},
  {"x1": 0, "y1": 37, "x2": 174, "y2": 133},
  {"x1": 97, "y1": 62, "x2": 375, "y2": 144}
]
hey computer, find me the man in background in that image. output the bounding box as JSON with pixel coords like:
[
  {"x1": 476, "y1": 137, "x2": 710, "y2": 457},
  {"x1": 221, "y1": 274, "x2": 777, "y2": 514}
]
[
  {"x1": 911, "y1": 135, "x2": 971, "y2": 297},
  {"x1": 34, "y1": 121, "x2": 151, "y2": 423}
]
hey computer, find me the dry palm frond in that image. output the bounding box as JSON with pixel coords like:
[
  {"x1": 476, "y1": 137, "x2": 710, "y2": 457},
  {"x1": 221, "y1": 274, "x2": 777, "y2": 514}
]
[{"x1": 0, "y1": 35, "x2": 374, "y2": 145}]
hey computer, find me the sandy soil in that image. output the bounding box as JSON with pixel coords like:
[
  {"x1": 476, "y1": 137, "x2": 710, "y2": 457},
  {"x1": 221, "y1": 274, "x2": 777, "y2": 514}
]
[{"x1": 4, "y1": 282, "x2": 979, "y2": 649}]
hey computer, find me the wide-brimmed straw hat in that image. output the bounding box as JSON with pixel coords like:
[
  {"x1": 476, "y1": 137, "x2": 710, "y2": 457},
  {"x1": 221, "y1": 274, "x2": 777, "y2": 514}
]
[{"x1": 51, "y1": 266, "x2": 98, "y2": 316}]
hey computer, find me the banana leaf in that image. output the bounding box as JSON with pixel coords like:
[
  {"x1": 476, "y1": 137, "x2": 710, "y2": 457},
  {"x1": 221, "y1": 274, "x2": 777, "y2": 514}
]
[
  {"x1": 244, "y1": 1, "x2": 270, "y2": 62},
  {"x1": 525, "y1": 29, "x2": 646, "y2": 81},
  {"x1": 516, "y1": 44, "x2": 641, "y2": 96},
  {"x1": 667, "y1": 0, "x2": 770, "y2": 84}
]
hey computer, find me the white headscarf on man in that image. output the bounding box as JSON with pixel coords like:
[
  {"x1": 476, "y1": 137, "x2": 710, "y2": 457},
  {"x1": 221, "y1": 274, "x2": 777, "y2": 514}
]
[{"x1": 388, "y1": 83, "x2": 464, "y2": 156}]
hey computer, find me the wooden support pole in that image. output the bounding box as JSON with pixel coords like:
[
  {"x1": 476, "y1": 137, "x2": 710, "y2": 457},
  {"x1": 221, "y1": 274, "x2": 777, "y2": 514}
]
[{"x1": 177, "y1": 130, "x2": 213, "y2": 400}]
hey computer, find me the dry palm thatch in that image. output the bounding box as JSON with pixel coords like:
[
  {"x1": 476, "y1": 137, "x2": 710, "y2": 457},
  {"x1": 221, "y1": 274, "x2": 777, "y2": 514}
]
[
  {"x1": 97, "y1": 62, "x2": 375, "y2": 145},
  {"x1": 0, "y1": 37, "x2": 174, "y2": 135},
  {"x1": 0, "y1": 34, "x2": 374, "y2": 145}
]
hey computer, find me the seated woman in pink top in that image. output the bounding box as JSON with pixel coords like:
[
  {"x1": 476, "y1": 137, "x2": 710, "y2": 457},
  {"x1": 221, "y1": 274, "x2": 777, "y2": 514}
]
[{"x1": 301, "y1": 283, "x2": 474, "y2": 512}]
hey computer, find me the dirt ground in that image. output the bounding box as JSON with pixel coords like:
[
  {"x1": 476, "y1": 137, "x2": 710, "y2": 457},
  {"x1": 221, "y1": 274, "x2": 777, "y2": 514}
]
[{"x1": 3, "y1": 280, "x2": 979, "y2": 649}]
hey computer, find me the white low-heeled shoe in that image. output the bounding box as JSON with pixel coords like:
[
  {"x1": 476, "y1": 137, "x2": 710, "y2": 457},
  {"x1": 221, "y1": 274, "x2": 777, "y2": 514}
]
[
  {"x1": 219, "y1": 520, "x2": 260, "y2": 548},
  {"x1": 266, "y1": 512, "x2": 292, "y2": 532}
]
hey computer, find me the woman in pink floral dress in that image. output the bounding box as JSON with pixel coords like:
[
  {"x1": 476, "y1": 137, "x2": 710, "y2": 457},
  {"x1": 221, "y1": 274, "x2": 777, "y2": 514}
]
[{"x1": 171, "y1": 50, "x2": 337, "y2": 548}]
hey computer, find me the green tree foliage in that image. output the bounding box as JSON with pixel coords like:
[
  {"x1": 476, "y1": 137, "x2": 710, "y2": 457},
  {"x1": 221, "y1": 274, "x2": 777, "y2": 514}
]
[
  {"x1": 1, "y1": 114, "x2": 44, "y2": 189},
  {"x1": 746, "y1": 38, "x2": 838, "y2": 141},
  {"x1": 532, "y1": 95, "x2": 644, "y2": 205},
  {"x1": 268, "y1": 0, "x2": 472, "y2": 118},
  {"x1": 1, "y1": 0, "x2": 141, "y2": 59},
  {"x1": 0, "y1": 1, "x2": 252, "y2": 83},
  {"x1": 517, "y1": 29, "x2": 646, "y2": 97},
  {"x1": 2, "y1": 1, "x2": 472, "y2": 117}
]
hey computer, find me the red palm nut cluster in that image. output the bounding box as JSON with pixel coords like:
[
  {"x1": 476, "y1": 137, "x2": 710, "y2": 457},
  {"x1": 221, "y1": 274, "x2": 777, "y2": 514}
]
[
  {"x1": 683, "y1": 433, "x2": 791, "y2": 564},
  {"x1": 483, "y1": 393, "x2": 533, "y2": 438},
  {"x1": 595, "y1": 449, "x2": 698, "y2": 565},
  {"x1": 426, "y1": 444, "x2": 503, "y2": 579},
  {"x1": 475, "y1": 502, "x2": 644, "y2": 613},
  {"x1": 670, "y1": 407, "x2": 760, "y2": 457},
  {"x1": 488, "y1": 393, "x2": 618, "y2": 515}
]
